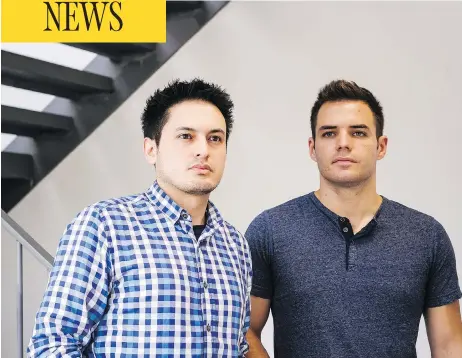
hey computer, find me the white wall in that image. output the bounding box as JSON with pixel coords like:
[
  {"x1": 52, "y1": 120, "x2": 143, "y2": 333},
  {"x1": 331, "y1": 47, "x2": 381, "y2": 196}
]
[{"x1": 2, "y1": 2, "x2": 462, "y2": 357}]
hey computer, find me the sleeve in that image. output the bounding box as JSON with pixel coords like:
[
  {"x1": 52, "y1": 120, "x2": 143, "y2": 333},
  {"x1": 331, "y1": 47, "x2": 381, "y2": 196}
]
[
  {"x1": 27, "y1": 206, "x2": 113, "y2": 357},
  {"x1": 239, "y1": 257, "x2": 252, "y2": 357},
  {"x1": 425, "y1": 219, "x2": 462, "y2": 309},
  {"x1": 244, "y1": 211, "x2": 273, "y2": 300}
]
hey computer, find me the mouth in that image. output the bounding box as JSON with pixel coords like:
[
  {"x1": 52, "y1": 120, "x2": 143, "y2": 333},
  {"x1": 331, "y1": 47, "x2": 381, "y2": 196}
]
[
  {"x1": 190, "y1": 164, "x2": 212, "y2": 172},
  {"x1": 333, "y1": 158, "x2": 356, "y2": 164}
]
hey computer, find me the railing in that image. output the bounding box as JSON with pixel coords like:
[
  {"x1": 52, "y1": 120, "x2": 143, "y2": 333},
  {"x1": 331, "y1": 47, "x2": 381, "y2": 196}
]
[{"x1": 1, "y1": 210, "x2": 54, "y2": 358}]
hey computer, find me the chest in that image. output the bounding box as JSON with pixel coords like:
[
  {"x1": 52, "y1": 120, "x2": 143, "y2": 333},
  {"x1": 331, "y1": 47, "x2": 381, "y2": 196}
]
[
  {"x1": 272, "y1": 226, "x2": 431, "y2": 309},
  {"x1": 108, "y1": 223, "x2": 247, "y2": 316}
]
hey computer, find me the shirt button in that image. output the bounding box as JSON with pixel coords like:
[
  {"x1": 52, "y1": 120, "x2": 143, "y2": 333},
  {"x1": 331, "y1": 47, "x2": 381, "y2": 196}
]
[
  {"x1": 181, "y1": 213, "x2": 188, "y2": 220},
  {"x1": 203, "y1": 281, "x2": 208, "y2": 289},
  {"x1": 343, "y1": 227, "x2": 349, "y2": 232},
  {"x1": 340, "y1": 217, "x2": 345, "y2": 222},
  {"x1": 206, "y1": 324, "x2": 211, "y2": 332}
]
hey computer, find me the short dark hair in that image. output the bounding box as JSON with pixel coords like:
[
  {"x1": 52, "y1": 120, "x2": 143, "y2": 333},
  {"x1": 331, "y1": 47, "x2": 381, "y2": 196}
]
[
  {"x1": 141, "y1": 78, "x2": 234, "y2": 145},
  {"x1": 310, "y1": 80, "x2": 384, "y2": 139}
]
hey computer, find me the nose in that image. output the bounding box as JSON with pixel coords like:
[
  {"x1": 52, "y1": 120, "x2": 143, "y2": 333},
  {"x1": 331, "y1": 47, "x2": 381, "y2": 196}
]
[
  {"x1": 194, "y1": 136, "x2": 210, "y2": 159},
  {"x1": 336, "y1": 130, "x2": 352, "y2": 151}
]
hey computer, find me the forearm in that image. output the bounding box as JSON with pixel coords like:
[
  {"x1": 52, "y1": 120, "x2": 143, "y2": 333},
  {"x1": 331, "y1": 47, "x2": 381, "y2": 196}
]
[
  {"x1": 432, "y1": 338, "x2": 462, "y2": 358},
  {"x1": 28, "y1": 301, "x2": 89, "y2": 358},
  {"x1": 245, "y1": 329, "x2": 270, "y2": 358},
  {"x1": 28, "y1": 333, "x2": 82, "y2": 357}
]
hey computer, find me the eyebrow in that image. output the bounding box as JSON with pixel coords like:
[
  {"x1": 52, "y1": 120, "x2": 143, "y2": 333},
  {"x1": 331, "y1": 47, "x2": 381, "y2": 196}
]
[
  {"x1": 176, "y1": 127, "x2": 226, "y2": 135},
  {"x1": 209, "y1": 129, "x2": 226, "y2": 135},
  {"x1": 350, "y1": 124, "x2": 370, "y2": 130},
  {"x1": 318, "y1": 124, "x2": 370, "y2": 131}
]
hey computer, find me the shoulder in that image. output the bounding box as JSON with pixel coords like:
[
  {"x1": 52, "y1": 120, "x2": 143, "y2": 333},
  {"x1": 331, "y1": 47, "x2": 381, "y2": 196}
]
[
  {"x1": 266, "y1": 194, "x2": 311, "y2": 217},
  {"x1": 246, "y1": 194, "x2": 311, "y2": 231},
  {"x1": 242, "y1": 194, "x2": 311, "y2": 255},
  {"x1": 222, "y1": 220, "x2": 250, "y2": 251},
  {"x1": 382, "y1": 198, "x2": 452, "y2": 249},
  {"x1": 383, "y1": 197, "x2": 442, "y2": 230},
  {"x1": 80, "y1": 191, "x2": 150, "y2": 218},
  {"x1": 67, "y1": 191, "x2": 149, "y2": 233},
  {"x1": 220, "y1": 220, "x2": 253, "y2": 275}
]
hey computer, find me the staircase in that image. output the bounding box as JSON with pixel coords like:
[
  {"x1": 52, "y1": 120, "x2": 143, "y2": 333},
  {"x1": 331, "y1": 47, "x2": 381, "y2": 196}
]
[{"x1": 1, "y1": 0, "x2": 228, "y2": 212}]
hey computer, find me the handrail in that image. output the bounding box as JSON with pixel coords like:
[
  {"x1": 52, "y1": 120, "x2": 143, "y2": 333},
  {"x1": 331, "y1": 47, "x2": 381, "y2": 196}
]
[
  {"x1": 1, "y1": 210, "x2": 54, "y2": 270},
  {"x1": 2, "y1": 209, "x2": 55, "y2": 357}
]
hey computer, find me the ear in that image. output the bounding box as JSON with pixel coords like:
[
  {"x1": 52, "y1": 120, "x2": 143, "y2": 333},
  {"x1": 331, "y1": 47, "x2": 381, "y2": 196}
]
[
  {"x1": 308, "y1": 137, "x2": 317, "y2": 162},
  {"x1": 377, "y1": 135, "x2": 388, "y2": 161},
  {"x1": 144, "y1": 137, "x2": 157, "y2": 165}
]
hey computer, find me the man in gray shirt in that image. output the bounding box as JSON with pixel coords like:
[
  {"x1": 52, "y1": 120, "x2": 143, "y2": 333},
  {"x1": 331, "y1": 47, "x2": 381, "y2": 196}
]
[{"x1": 245, "y1": 80, "x2": 462, "y2": 357}]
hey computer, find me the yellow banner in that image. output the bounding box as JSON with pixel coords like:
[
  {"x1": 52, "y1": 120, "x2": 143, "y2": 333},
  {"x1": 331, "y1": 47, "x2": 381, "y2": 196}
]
[{"x1": 2, "y1": 0, "x2": 166, "y2": 43}]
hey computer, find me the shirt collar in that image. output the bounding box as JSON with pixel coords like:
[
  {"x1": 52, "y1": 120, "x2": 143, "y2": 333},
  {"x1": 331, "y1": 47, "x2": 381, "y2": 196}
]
[
  {"x1": 308, "y1": 191, "x2": 387, "y2": 225},
  {"x1": 145, "y1": 180, "x2": 224, "y2": 228}
]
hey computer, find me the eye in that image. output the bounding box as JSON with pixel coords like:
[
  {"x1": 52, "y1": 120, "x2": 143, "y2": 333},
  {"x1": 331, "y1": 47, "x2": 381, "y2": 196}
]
[
  {"x1": 178, "y1": 133, "x2": 192, "y2": 140},
  {"x1": 209, "y1": 135, "x2": 223, "y2": 143},
  {"x1": 353, "y1": 131, "x2": 367, "y2": 137},
  {"x1": 322, "y1": 131, "x2": 335, "y2": 138}
]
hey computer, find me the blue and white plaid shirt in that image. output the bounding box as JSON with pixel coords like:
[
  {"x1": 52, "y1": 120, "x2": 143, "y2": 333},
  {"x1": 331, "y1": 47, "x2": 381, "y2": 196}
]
[{"x1": 28, "y1": 181, "x2": 252, "y2": 357}]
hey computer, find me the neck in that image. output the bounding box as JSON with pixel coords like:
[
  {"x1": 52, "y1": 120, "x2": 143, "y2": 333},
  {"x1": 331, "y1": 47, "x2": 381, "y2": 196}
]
[
  {"x1": 158, "y1": 180, "x2": 209, "y2": 225},
  {"x1": 315, "y1": 175, "x2": 382, "y2": 232}
]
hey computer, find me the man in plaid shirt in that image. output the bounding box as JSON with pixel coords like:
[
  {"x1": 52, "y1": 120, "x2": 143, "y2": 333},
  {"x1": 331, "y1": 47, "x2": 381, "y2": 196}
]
[{"x1": 28, "y1": 78, "x2": 252, "y2": 357}]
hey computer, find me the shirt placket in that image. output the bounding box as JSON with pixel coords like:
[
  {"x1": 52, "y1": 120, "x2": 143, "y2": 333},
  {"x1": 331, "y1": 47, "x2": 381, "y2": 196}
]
[
  {"x1": 339, "y1": 217, "x2": 375, "y2": 271},
  {"x1": 197, "y1": 241, "x2": 212, "y2": 326},
  {"x1": 339, "y1": 217, "x2": 356, "y2": 271},
  {"x1": 181, "y1": 211, "x2": 215, "y2": 354}
]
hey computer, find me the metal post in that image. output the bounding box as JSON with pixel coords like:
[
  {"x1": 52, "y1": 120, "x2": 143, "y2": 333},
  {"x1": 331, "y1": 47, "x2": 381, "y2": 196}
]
[
  {"x1": 2, "y1": 210, "x2": 54, "y2": 270},
  {"x1": 17, "y1": 242, "x2": 24, "y2": 358},
  {"x1": 0, "y1": 210, "x2": 54, "y2": 358}
]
